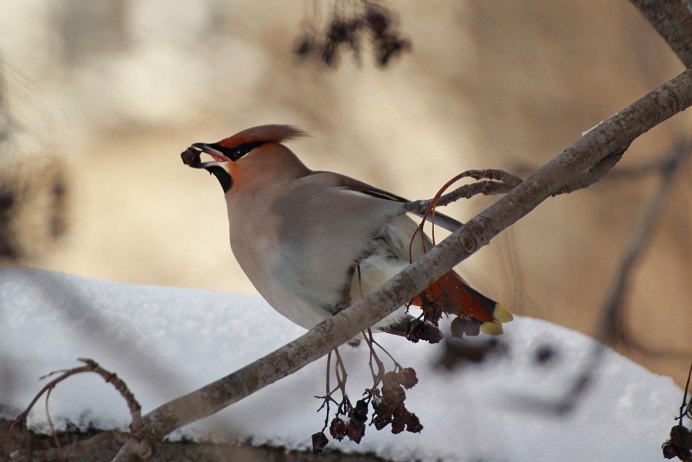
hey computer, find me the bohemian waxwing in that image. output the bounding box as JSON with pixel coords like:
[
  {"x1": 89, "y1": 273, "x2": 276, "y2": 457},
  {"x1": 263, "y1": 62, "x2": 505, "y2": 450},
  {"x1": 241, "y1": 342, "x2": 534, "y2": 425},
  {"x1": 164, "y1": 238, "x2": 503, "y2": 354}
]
[{"x1": 181, "y1": 125, "x2": 512, "y2": 336}]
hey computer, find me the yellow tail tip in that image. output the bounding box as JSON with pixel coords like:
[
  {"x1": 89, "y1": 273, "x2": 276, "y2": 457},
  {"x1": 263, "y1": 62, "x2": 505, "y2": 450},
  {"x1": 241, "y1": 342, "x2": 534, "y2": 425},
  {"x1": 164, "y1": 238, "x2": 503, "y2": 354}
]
[
  {"x1": 493, "y1": 303, "x2": 514, "y2": 323},
  {"x1": 480, "y1": 322, "x2": 504, "y2": 336}
]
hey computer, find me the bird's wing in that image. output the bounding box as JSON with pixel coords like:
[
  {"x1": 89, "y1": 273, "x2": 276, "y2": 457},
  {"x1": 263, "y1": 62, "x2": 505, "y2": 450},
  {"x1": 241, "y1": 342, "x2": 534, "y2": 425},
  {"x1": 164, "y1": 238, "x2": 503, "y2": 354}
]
[
  {"x1": 290, "y1": 172, "x2": 511, "y2": 334},
  {"x1": 314, "y1": 171, "x2": 463, "y2": 232},
  {"x1": 269, "y1": 172, "x2": 406, "y2": 310}
]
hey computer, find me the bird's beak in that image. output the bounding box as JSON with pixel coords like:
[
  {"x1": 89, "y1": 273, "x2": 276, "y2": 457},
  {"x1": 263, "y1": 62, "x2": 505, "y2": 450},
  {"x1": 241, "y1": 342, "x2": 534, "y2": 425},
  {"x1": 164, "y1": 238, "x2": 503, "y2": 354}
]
[
  {"x1": 180, "y1": 143, "x2": 230, "y2": 169},
  {"x1": 181, "y1": 142, "x2": 233, "y2": 192}
]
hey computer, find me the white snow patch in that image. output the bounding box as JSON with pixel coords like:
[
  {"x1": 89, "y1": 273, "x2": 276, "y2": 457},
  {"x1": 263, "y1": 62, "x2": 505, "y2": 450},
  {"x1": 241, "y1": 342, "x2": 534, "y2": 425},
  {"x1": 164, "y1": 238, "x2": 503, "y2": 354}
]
[{"x1": 0, "y1": 268, "x2": 683, "y2": 461}]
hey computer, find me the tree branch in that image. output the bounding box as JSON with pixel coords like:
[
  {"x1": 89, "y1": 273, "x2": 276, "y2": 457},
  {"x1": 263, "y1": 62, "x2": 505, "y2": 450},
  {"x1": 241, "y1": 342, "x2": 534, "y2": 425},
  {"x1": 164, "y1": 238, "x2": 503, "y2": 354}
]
[
  {"x1": 405, "y1": 169, "x2": 522, "y2": 216},
  {"x1": 630, "y1": 0, "x2": 692, "y2": 67}
]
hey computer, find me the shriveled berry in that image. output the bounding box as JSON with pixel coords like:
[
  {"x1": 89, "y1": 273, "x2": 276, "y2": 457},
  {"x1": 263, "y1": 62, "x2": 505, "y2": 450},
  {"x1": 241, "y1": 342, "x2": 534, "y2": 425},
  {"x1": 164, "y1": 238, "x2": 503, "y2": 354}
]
[
  {"x1": 397, "y1": 368, "x2": 418, "y2": 389},
  {"x1": 391, "y1": 414, "x2": 406, "y2": 434},
  {"x1": 329, "y1": 417, "x2": 347, "y2": 441},
  {"x1": 347, "y1": 419, "x2": 366, "y2": 443},
  {"x1": 352, "y1": 399, "x2": 368, "y2": 422},
  {"x1": 382, "y1": 384, "x2": 405, "y2": 406},
  {"x1": 372, "y1": 412, "x2": 392, "y2": 430},
  {"x1": 312, "y1": 432, "x2": 329, "y2": 454},
  {"x1": 383, "y1": 371, "x2": 399, "y2": 387},
  {"x1": 180, "y1": 147, "x2": 201, "y2": 166},
  {"x1": 451, "y1": 316, "x2": 481, "y2": 338},
  {"x1": 372, "y1": 397, "x2": 390, "y2": 416},
  {"x1": 365, "y1": 7, "x2": 389, "y2": 37},
  {"x1": 406, "y1": 413, "x2": 423, "y2": 433}
]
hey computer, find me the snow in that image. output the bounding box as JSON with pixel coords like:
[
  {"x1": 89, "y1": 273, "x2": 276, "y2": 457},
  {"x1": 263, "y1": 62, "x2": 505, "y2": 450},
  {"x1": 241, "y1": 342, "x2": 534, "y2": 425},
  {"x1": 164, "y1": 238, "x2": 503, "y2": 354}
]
[{"x1": 0, "y1": 267, "x2": 683, "y2": 461}]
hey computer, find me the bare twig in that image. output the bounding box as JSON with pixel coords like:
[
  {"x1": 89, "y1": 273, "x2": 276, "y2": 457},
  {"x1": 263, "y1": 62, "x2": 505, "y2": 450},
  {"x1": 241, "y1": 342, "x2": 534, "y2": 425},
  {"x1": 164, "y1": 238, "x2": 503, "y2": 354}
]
[
  {"x1": 363, "y1": 329, "x2": 385, "y2": 384},
  {"x1": 630, "y1": 0, "x2": 692, "y2": 67},
  {"x1": 6, "y1": 359, "x2": 147, "y2": 462},
  {"x1": 43, "y1": 388, "x2": 64, "y2": 461},
  {"x1": 315, "y1": 351, "x2": 335, "y2": 432},
  {"x1": 333, "y1": 348, "x2": 348, "y2": 393},
  {"x1": 680, "y1": 363, "x2": 692, "y2": 426},
  {"x1": 663, "y1": 363, "x2": 692, "y2": 460},
  {"x1": 405, "y1": 169, "x2": 522, "y2": 216},
  {"x1": 368, "y1": 333, "x2": 402, "y2": 372},
  {"x1": 406, "y1": 169, "x2": 522, "y2": 263}
]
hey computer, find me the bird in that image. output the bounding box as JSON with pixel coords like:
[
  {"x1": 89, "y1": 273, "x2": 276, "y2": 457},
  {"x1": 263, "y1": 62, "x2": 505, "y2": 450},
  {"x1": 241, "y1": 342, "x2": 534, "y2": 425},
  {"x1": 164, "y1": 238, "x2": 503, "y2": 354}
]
[{"x1": 181, "y1": 124, "x2": 512, "y2": 338}]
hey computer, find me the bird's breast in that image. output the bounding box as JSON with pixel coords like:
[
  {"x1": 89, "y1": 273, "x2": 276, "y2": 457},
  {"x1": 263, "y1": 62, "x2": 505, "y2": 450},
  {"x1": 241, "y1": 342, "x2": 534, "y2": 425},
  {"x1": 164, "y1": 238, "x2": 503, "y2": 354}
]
[
  {"x1": 224, "y1": 181, "x2": 405, "y2": 330},
  {"x1": 226, "y1": 194, "x2": 337, "y2": 328}
]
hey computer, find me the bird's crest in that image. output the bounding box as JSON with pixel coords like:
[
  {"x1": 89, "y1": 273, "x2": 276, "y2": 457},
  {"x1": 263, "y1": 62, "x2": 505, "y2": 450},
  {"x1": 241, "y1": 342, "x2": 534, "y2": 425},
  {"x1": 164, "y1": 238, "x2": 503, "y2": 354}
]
[{"x1": 217, "y1": 124, "x2": 308, "y2": 149}]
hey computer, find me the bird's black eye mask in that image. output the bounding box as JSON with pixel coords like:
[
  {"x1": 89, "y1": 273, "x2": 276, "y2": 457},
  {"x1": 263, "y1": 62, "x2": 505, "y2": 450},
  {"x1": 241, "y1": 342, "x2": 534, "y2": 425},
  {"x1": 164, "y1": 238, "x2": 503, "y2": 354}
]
[{"x1": 203, "y1": 141, "x2": 265, "y2": 161}]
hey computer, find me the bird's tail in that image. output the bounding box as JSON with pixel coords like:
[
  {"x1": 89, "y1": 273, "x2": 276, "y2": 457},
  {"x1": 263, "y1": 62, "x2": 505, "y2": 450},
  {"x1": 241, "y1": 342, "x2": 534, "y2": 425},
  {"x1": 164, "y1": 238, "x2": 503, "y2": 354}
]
[{"x1": 410, "y1": 271, "x2": 513, "y2": 335}]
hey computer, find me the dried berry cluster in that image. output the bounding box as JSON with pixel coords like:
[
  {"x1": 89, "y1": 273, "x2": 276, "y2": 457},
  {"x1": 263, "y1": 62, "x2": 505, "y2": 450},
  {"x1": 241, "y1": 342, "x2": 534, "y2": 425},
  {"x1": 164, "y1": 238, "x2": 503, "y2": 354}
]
[
  {"x1": 405, "y1": 318, "x2": 443, "y2": 344},
  {"x1": 406, "y1": 290, "x2": 484, "y2": 344},
  {"x1": 329, "y1": 398, "x2": 368, "y2": 443},
  {"x1": 663, "y1": 425, "x2": 692, "y2": 461},
  {"x1": 371, "y1": 369, "x2": 422, "y2": 434},
  {"x1": 311, "y1": 397, "x2": 368, "y2": 454},
  {"x1": 312, "y1": 367, "x2": 423, "y2": 454},
  {"x1": 295, "y1": 1, "x2": 411, "y2": 68}
]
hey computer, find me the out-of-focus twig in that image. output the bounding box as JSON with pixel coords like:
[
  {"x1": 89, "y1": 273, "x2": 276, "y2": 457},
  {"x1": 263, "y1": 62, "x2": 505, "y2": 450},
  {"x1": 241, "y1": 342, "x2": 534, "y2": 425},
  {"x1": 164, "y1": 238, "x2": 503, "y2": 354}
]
[
  {"x1": 597, "y1": 140, "x2": 690, "y2": 350},
  {"x1": 517, "y1": 138, "x2": 690, "y2": 415},
  {"x1": 630, "y1": 0, "x2": 692, "y2": 67}
]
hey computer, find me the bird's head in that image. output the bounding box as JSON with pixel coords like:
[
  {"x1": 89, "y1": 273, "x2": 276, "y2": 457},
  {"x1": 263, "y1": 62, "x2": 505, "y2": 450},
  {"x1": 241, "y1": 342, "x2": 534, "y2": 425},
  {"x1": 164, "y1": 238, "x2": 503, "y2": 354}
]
[{"x1": 181, "y1": 124, "x2": 307, "y2": 192}]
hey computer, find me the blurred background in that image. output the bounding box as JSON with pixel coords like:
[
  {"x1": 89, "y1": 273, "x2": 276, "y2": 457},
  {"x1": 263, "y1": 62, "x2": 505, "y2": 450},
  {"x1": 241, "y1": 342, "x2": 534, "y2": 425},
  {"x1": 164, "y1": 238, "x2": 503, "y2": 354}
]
[{"x1": 0, "y1": 0, "x2": 689, "y2": 384}]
